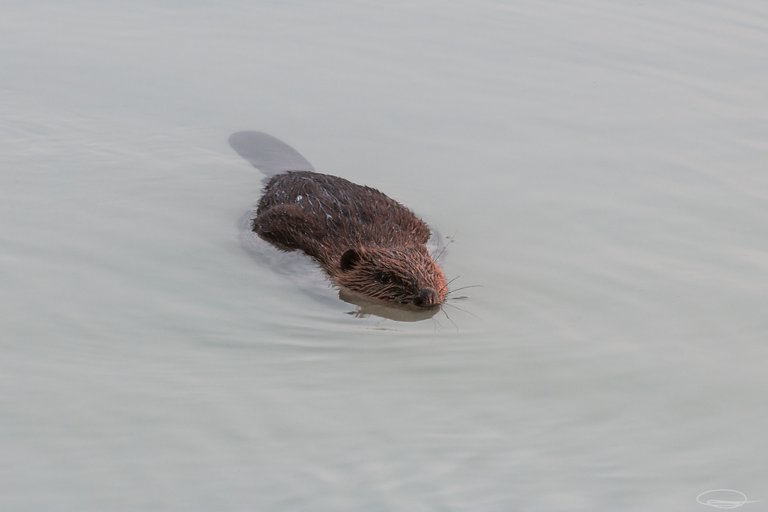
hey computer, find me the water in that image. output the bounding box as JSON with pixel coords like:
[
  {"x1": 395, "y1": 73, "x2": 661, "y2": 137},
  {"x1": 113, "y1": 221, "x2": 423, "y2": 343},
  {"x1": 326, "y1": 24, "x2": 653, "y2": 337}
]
[{"x1": 1, "y1": 1, "x2": 767, "y2": 510}]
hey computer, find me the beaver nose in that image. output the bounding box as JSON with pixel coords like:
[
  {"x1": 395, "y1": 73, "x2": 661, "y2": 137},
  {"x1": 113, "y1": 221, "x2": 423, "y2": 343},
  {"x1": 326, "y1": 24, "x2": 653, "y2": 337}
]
[{"x1": 414, "y1": 287, "x2": 439, "y2": 307}]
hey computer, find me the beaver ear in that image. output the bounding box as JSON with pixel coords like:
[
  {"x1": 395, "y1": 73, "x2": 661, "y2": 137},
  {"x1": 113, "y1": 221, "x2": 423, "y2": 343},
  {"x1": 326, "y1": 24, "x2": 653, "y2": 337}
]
[{"x1": 340, "y1": 249, "x2": 360, "y2": 271}]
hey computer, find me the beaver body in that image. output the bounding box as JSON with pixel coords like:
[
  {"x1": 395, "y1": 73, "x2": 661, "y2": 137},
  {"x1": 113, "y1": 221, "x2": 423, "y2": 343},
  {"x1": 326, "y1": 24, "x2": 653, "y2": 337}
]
[{"x1": 252, "y1": 171, "x2": 447, "y2": 308}]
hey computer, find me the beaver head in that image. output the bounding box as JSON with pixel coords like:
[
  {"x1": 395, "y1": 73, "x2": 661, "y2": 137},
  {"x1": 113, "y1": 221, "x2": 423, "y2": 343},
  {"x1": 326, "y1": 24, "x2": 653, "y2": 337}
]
[{"x1": 333, "y1": 246, "x2": 447, "y2": 309}]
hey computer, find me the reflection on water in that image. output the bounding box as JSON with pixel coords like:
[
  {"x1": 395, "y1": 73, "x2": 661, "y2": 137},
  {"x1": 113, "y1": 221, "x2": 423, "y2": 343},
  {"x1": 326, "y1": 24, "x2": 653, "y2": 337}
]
[{"x1": 1, "y1": 1, "x2": 767, "y2": 510}]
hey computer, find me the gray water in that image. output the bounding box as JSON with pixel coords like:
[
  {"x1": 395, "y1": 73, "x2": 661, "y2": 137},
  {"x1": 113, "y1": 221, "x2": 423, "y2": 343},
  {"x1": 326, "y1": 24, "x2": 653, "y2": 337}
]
[{"x1": 2, "y1": 1, "x2": 767, "y2": 511}]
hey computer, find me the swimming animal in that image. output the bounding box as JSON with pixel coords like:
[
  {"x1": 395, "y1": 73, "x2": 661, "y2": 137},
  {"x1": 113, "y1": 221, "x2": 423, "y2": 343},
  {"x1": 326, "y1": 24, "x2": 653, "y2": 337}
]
[{"x1": 230, "y1": 131, "x2": 447, "y2": 310}]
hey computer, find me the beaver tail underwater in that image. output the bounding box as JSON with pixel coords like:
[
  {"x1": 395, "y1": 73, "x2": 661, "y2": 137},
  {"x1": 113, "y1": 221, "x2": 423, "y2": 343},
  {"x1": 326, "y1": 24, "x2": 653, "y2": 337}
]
[
  {"x1": 229, "y1": 131, "x2": 315, "y2": 176},
  {"x1": 229, "y1": 132, "x2": 448, "y2": 309}
]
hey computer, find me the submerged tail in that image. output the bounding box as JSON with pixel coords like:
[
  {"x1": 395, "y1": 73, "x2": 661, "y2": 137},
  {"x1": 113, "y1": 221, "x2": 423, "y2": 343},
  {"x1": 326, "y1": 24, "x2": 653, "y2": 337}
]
[{"x1": 228, "y1": 131, "x2": 315, "y2": 177}]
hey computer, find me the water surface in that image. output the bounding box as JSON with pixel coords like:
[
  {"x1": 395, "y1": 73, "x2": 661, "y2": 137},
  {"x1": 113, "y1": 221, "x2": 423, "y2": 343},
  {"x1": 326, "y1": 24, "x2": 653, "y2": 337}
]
[{"x1": 1, "y1": 1, "x2": 767, "y2": 510}]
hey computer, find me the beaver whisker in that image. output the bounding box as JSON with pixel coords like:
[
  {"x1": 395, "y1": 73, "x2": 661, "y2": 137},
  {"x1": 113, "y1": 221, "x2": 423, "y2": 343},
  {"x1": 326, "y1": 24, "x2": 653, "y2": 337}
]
[
  {"x1": 446, "y1": 284, "x2": 483, "y2": 295},
  {"x1": 434, "y1": 245, "x2": 449, "y2": 262},
  {"x1": 442, "y1": 300, "x2": 479, "y2": 319},
  {"x1": 442, "y1": 275, "x2": 462, "y2": 290},
  {"x1": 433, "y1": 231, "x2": 456, "y2": 262},
  {"x1": 436, "y1": 276, "x2": 462, "y2": 297},
  {"x1": 440, "y1": 306, "x2": 459, "y2": 331}
]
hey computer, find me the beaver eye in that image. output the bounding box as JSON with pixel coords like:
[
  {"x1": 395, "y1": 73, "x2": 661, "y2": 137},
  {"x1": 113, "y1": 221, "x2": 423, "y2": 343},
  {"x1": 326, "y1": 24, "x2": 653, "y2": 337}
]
[{"x1": 375, "y1": 272, "x2": 393, "y2": 285}]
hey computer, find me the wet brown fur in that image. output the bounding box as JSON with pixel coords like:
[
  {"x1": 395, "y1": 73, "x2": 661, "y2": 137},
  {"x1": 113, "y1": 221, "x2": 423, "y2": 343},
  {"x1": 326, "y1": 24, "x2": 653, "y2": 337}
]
[{"x1": 252, "y1": 171, "x2": 447, "y2": 308}]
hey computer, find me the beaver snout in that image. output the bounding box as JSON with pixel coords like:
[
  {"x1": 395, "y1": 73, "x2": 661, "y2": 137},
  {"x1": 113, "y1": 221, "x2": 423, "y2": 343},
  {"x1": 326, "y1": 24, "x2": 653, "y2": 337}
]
[{"x1": 414, "y1": 287, "x2": 440, "y2": 308}]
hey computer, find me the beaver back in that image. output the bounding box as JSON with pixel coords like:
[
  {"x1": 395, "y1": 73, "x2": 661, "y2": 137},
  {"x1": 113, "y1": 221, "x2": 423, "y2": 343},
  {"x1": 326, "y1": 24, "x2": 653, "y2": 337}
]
[{"x1": 254, "y1": 171, "x2": 430, "y2": 261}]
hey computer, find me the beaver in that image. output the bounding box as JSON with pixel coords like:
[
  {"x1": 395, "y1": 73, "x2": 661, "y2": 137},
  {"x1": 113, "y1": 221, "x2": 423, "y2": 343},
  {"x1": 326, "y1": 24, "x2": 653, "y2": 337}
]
[{"x1": 251, "y1": 170, "x2": 448, "y2": 309}]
